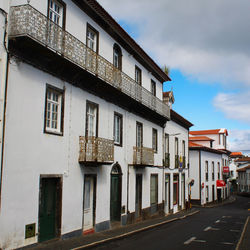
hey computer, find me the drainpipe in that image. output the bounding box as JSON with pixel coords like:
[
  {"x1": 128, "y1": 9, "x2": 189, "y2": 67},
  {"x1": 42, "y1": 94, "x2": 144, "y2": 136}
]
[
  {"x1": 199, "y1": 150, "x2": 201, "y2": 204},
  {"x1": 0, "y1": 7, "x2": 9, "y2": 209}
]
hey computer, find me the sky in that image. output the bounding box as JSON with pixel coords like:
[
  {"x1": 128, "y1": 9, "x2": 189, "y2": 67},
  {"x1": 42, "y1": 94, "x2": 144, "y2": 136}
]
[{"x1": 98, "y1": 0, "x2": 250, "y2": 152}]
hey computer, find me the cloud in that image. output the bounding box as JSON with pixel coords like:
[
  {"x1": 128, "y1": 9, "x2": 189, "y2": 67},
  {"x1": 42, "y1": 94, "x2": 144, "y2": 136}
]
[
  {"x1": 213, "y1": 92, "x2": 250, "y2": 124},
  {"x1": 98, "y1": 0, "x2": 250, "y2": 86},
  {"x1": 228, "y1": 129, "x2": 250, "y2": 151}
]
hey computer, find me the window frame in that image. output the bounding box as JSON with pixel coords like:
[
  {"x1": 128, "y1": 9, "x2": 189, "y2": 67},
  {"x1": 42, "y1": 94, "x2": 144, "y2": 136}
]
[
  {"x1": 44, "y1": 84, "x2": 64, "y2": 136},
  {"x1": 212, "y1": 161, "x2": 215, "y2": 181},
  {"x1": 173, "y1": 174, "x2": 179, "y2": 205},
  {"x1": 164, "y1": 133, "x2": 169, "y2": 154},
  {"x1": 86, "y1": 23, "x2": 99, "y2": 54},
  {"x1": 150, "y1": 174, "x2": 158, "y2": 205},
  {"x1": 205, "y1": 161, "x2": 209, "y2": 181},
  {"x1": 47, "y1": 0, "x2": 66, "y2": 29},
  {"x1": 113, "y1": 43, "x2": 122, "y2": 70},
  {"x1": 152, "y1": 128, "x2": 158, "y2": 153},
  {"x1": 135, "y1": 66, "x2": 142, "y2": 85},
  {"x1": 136, "y1": 122, "x2": 143, "y2": 148},
  {"x1": 113, "y1": 112, "x2": 123, "y2": 147},
  {"x1": 151, "y1": 80, "x2": 156, "y2": 96},
  {"x1": 175, "y1": 137, "x2": 179, "y2": 156},
  {"x1": 85, "y1": 100, "x2": 99, "y2": 137}
]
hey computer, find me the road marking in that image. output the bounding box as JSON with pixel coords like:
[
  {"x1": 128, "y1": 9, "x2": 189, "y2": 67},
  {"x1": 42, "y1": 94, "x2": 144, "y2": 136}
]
[
  {"x1": 215, "y1": 220, "x2": 220, "y2": 223},
  {"x1": 230, "y1": 229, "x2": 240, "y2": 232},
  {"x1": 220, "y1": 220, "x2": 227, "y2": 223},
  {"x1": 221, "y1": 242, "x2": 234, "y2": 245},
  {"x1": 194, "y1": 239, "x2": 206, "y2": 243},
  {"x1": 204, "y1": 226, "x2": 211, "y2": 231},
  {"x1": 184, "y1": 237, "x2": 196, "y2": 245},
  {"x1": 222, "y1": 216, "x2": 232, "y2": 218},
  {"x1": 211, "y1": 227, "x2": 219, "y2": 231}
]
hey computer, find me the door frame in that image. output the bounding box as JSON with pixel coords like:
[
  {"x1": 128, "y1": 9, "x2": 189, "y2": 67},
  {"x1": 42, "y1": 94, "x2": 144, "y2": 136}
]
[
  {"x1": 165, "y1": 174, "x2": 170, "y2": 214},
  {"x1": 110, "y1": 163, "x2": 122, "y2": 222},
  {"x1": 135, "y1": 174, "x2": 143, "y2": 219},
  {"x1": 82, "y1": 174, "x2": 97, "y2": 231},
  {"x1": 38, "y1": 175, "x2": 62, "y2": 242}
]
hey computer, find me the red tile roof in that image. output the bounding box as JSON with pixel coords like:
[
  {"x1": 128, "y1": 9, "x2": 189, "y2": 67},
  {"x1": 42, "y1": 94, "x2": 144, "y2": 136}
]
[
  {"x1": 237, "y1": 165, "x2": 250, "y2": 172},
  {"x1": 235, "y1": 157, "x2": 250, "y2": 162},
  {"x1": 230, "y1": 152, "x2": 243, "y2": 157},
  {"x1": 189, "y1": 136, "x2": 214, "y2": 141},
  {"x1": 190, "y1": 129, "x2": 228, "y2": 136},
  {"x1": 189, "y1": 141, "x2": 202, "y2": 147}
]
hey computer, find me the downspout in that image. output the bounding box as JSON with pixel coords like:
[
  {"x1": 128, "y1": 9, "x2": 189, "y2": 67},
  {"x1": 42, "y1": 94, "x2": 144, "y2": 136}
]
[{"x1": 0, "y1": 8, "x2": 9, "y2": 209}]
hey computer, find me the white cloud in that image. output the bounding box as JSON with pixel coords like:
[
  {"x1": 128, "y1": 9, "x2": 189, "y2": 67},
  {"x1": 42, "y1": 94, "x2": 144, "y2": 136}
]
[
  {"x1": 228, "y1": 129, "x2": 250, "y2": 151},
  {"x1": 98, "y1": 0, "x2": 250, "y2": 87},
  {"x1": 213, "y1": 92, "x2": 250, "y2": 124}
]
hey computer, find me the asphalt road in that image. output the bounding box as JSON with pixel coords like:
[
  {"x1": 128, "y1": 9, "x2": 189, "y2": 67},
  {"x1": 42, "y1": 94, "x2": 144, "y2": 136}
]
[{"x1": 92, "y1": 196, "x2": 250, "y2": 250}]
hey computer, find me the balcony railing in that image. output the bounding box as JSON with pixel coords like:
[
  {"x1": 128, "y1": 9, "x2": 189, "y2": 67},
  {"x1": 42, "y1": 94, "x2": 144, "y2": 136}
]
[
  {"x1": 79, "y1": 136, "x2": 114, "y2": 163},
  {"x1": 133, "y1": 147, "x2": 154, "y2": 166},
  {"x1": 9, "y1": 5, "x2": 170, "y2": 120}
]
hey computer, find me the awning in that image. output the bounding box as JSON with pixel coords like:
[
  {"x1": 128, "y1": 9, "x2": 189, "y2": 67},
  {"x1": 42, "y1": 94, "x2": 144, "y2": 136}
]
[{"x1": 217, "y1": 180, "x2": 226, "y2": 187}]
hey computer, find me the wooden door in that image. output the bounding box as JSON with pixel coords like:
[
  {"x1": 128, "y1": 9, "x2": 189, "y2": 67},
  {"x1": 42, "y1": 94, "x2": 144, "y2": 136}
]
[
  {"x1": 164, "y1": 174, "x2": 170, "y2": 214},
  {"x1": 39, "y1": 178, "x2": 59, "y2": 242},
  {"x1": 135, "y1": 174, "x2": 142, "y2": 218},
  {"x1": 83, "y1": 177, "x2": 94, "y2": 231},
  {"x1": 110, "y1": 174, "x2": 121, "y2": 221}
]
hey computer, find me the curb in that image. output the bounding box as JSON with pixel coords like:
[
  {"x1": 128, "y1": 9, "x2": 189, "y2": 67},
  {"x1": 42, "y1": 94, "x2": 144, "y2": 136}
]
[
  {"x1": 192, "y1": 197, "x2": 236, "y2": 208},
  {"x1": 235, "y1": 216, "x2": 250, "y2": 250},
  {"x1": 72, "y1": 210, "x2": 200, "y2": 250}
]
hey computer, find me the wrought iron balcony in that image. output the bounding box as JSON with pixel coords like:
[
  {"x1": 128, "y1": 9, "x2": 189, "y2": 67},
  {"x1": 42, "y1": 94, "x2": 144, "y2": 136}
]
[
  {"x1": 9, "y1": 5, "x2": 170, "y2": 120},
  {"x1": 79, "y1": 136, "x2": 114, "y2": 164},
  {"x1": 133, "y1": 147, "x2": 154, "y2": 166}
]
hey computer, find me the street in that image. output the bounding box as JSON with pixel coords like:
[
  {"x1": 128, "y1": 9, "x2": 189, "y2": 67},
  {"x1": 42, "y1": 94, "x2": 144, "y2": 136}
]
[{"x1": 92, "y1": 196, "x2": 250, "y2": 250}]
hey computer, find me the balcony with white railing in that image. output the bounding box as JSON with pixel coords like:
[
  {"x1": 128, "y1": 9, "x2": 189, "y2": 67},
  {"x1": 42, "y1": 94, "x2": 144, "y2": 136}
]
[{"x1": 9, "y1": 5, "x2": 170, "y2": 121}]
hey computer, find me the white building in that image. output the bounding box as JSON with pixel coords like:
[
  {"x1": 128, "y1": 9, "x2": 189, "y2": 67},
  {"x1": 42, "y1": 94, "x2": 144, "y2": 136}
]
[
  {"x1": 237, "y1": 165, "x2": 250, "y2": 193},
  {"x1": 229, "y1": 152, "x2": 243, "y2": 180},
  {"x1": 0, "y1": 0, "x2": 179, "y2": 249},
  {"x1": 189, "y1": 129, "x2": 230, "y2": 205}
]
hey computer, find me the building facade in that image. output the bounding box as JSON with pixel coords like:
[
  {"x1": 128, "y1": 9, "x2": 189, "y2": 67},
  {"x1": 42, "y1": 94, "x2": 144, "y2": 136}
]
[
  {"x1": 0, "y1": 1, "x2": 196, "y2": 249},
  {"x1": 189, "y1": 129, "x2": 230, "y2": 205}
]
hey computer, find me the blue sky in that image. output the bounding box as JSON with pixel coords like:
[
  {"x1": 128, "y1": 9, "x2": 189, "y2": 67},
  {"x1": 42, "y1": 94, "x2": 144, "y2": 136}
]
[{"x1": 99, "y1": 0, "x2": 250, "y2": 152}]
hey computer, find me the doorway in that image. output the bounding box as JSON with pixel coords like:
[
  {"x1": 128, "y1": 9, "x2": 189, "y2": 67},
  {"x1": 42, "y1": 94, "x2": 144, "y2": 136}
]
[
  {"x1": 135, "y1": 174, "x2": 142, "y2": 218},
  {"x1": 38, "y1": 176, "x2": 62, "y2": 242},
  {"x1": 212, "y1": 185, "x2": 215, "y2": 202},
  {"x1": 110, "y1": 164, "x2": 122, "y2": 221},
  {"x1": 164, "y1": 174, "x2": 170, "y2": 214},
  {"x1": 181, "y1": 174, "x2": 185, "y2": 208},
  {"x1": 83, "y1": 176, "x2": 96, "y2": 232}
]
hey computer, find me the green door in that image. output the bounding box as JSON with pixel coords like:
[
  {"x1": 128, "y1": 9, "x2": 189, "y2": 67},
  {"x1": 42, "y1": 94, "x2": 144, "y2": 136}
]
[
  {"x1": 39, "y1": 178, "x2": 58, "y2": 242},
  {"x1": 110, "y1": 175, "x2": 121, "y2": 221},
  {"x1": 135, "y1": 175, "x2": 142, "y2": 218}
]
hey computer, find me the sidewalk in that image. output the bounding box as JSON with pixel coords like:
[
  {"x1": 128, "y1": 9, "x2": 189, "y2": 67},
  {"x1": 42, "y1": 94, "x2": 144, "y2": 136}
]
[
  {"x1": 192, "y1": 195, "x2": 236, "y2": 208},
  {"x1": 25, "y1": 208, "x2": 199, "y2": 250}
]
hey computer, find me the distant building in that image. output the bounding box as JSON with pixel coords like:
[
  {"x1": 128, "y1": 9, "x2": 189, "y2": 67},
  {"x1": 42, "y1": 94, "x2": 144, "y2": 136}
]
[
  {"x1": 189, "y1": 129, "x2": 230, "y2": 205},
  {"x1": 229, "y1": 152, "x2": 243, "y2": 181},
  {"x1": 237, "y1": 165, "x2": 250, "y2": 193}
]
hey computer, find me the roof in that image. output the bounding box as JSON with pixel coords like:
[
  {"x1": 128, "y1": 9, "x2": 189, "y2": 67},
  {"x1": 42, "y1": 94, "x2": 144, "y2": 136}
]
[
  {"x1": 230, "y1": 152, "x2": 243, "y2": 157},
  {"x1": 189, "y1": 136, "x2": 214, "y2": 141},
  {"x1": 235, "y1": 157, "x2": 250, "y2": 162},
  {"x1": 190, "y1": 129, "x2": 228, "y2": 136},
  {"x1": 170, "y1": 110, "x2": 193, "y2": 129},
  {"x1": 189, "y1": 142, "x2": 224, "y2": 155},
  {"x1": 72, "y1": 0, "x2": 170, "y2": 83},
  {"x1": 237, "y1": 165, "x2": 250, "y2": 172}
]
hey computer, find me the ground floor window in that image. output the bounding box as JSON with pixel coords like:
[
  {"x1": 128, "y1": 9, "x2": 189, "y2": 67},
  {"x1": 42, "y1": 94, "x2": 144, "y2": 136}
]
[
  {"x1": 206, "y1": 186, "x2": 209, "y2": 202},
  {"x1": 173, "y1": 175, "x2": 179, "y2": 205}
]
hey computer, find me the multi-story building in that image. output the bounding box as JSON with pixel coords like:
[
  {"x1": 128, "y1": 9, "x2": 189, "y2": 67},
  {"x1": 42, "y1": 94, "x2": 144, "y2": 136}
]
[
  {"x1": 0, "y1": 0, "x2": 175, "y2": 248},
  {"x1": 237, "y1": 165, "x2": 250, "y2": 193},
  {"x1": 163, "y1": 92, "x2": 193, "y2": 214},
  {"x1": 189, "y1": 129, "x2": 230, "y2": 205}
]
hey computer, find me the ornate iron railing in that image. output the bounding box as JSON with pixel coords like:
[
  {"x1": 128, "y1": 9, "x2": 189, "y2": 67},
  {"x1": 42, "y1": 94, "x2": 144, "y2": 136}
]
[
  {"x1": 9, "y1": 5, "x2": 170, "y2": 119},
  {"x1": 133, "y1": 146, "x2": 154, "y2": 166},
  {"x1": 79, "y1": 136, "x2": 114, "y2": 163}
]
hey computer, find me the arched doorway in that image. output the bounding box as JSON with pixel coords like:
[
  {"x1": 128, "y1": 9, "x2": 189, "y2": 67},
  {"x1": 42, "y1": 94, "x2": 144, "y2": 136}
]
[{"x1": 110, "y1": 163, "x2": 122, "y2": 222}]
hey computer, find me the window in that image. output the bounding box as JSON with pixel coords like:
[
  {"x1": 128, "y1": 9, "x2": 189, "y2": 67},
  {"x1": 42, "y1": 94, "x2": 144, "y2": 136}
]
[
  {"x1": 173, "y1": 175, "x2": 179, "y2": 205},
  {"x1": 175, "y1": 137, "x2": 179, "y2": 168},
  {"x1": 217, "y1": 162, "x2": 220, "y2": 179},
  {"x1": 86, "y1": 101, "x2": 98, "y2": 137},
  {"x1": 113, "y1": 44, "x2": 122, "y2": 70},
  {"x1": 44, "y1": 85, "x2": 64, "y2": 135},
  {"x1": 152, "y1": 128, "x2": 158, "y2": 153},
  {"x1": 114, "y1": 112, "x2": 123, "y2": 146},
  {"x1": 212, "y1": 162, "x2": 214, "y2": 181},
  {"x1": 205, "y1": 161, "x2": 209, "y2": 181},
  {"x1": 151, "y1": 80, "x2": 156, "y2": 96},
  {"x1": 135, "y1": 66, "x2": 142, "y2": 85},
  {"x1": 182, "y1": 140, "x2": 185, "y2": 156},
  {"x1": 150, "y1": 174, "x2": 158, "y2": 205},
  {"x1": 136, "y1": 122, "x2": 143, "y2": 148},
  {"x1": 165, "y1": 134, "x2": 169, "y2": 153},
  {"x1": 48, "y1": 0, "x2": 65, "y2": 28},
  {"x1": 164, "y1": 134, "x2": 170, "y2": 167},
  {"x1": 86, "y1": 24, "x2": 99, "y2": 53},
  {"x1": 210, "y1": 141, "x2": 213, "y2": 148}
]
